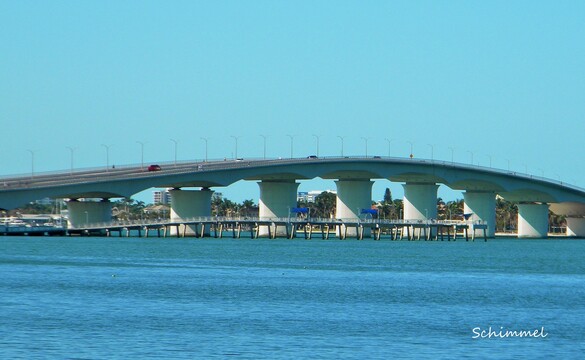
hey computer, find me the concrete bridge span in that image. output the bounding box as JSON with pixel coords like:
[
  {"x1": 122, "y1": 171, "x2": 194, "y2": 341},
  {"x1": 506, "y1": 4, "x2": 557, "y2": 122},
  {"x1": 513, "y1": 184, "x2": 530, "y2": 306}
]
[{"x1": 1, "y1": 156, "x2": 584, "y2": 238}]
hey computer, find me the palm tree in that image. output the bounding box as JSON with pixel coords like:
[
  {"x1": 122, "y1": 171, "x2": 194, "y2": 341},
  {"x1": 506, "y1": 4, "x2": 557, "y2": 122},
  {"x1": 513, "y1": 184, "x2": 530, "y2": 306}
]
[
  {"x1": 495, "y1": 197, "x2": 517, "y2": 232},
  {"x1": 240, "y1": 199, "x2": 257, "y2": 217},
  {"x1": 445, "y1": 199, "x2": 463, "y2": 221}
]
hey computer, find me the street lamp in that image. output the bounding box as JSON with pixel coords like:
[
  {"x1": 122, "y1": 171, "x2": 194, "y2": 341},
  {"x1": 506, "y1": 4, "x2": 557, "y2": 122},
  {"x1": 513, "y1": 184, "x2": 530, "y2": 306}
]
[
  {"x1": 427, "y1": 144, "x2": 435, "y2": 161},
  {"x1": 466, "y1": 150, "x2": 474, "y2": 165},
  {"x1": 407, "y1": 141, "x2": 414, "y2": 159},
  {"x1": 260, "y1": 135, "x2": 268, "y2": 159},
  {"x1": 486, "y1": 154, "x2": 493, "y2": 168},
  {"x1": 361, "y1": 137, "x2": 370, "y2": 157},
  {"x1": 286, "y1": 134, "x2": 296, "y2": 158},
  {"x1": 66, "y1": 146, "x2": 76, "y2": 175},
  {"x1": 200, "y1": 137, "x2": 209, "y2": 162},
  {"x1": 101, "y1": 144, "x2": 111, "y2": 172},
  {"x1": 385, "y1": 138, "x2": 393, "y2": 157},
  {"x1": 136, "y1": 141, "x2": 145, "y2": 170},
  {"x1": 312, "y1": 134, "x2": 321, "y2": 157},
  {"x1": 230, "y1": 136, "x2": 241, "y2": 159},
  {"x1": 448, "y1": 147, "x2": 455, "y2": 164},
  {"x1": 170, "y1": 139, "x2": 178, "y2": 166},
  {"x1": 26, "y1": 149, "x2": 35, "y2": 178},
  {"x1": 337, "y1": 136, "x2": 346, "y2": 157}
]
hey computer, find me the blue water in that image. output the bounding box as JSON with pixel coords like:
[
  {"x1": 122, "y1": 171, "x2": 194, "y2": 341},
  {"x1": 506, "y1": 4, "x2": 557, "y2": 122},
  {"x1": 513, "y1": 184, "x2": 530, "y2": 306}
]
[{"x1": 1, "y1": 236, "x2": 584, "y2": 359}]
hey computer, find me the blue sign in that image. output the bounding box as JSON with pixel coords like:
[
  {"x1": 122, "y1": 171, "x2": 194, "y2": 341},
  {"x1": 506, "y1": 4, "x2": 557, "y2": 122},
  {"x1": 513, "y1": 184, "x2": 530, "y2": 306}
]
[{"x1": 291, "y1": 207, "x2": 309, "y2": 214}]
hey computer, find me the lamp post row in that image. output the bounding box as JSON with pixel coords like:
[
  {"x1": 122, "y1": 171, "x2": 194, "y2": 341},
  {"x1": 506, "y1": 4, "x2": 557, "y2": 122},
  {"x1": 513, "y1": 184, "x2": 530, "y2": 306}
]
[{"x1": 41, "y1": 137, "x2": 503, "y2": 175}]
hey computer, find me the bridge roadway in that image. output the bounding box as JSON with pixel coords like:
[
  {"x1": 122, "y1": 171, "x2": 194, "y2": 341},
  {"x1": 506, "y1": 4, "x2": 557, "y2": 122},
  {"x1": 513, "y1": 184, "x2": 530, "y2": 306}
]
[
  {"x1": 1, "y1": 156, "x2": 585, "y2": 238},
  {"x1": 69, "y1": 216, "x2": 486, "y2": 241}
]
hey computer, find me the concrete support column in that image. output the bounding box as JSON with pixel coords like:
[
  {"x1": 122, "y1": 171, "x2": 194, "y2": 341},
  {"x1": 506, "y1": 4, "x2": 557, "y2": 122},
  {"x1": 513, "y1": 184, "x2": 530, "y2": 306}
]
[
  {"x1": 566, "y1": 217, "x2": 585, "y2": 237},
  {"x1": 258, "y1": 180, "x2": 299, "y2": 237},
  {"x1": 403, "y1": 183, "x2": 439, "y2": 220},
  {"x1": 67, "y1": 199, "x2": 112, "y2": 229},
  {"x1": 335, "y1": 179, "x2": 374, "y2": 238},
  {"x1": 463, "y1": 191, "x2": 496, "y2": 238},
  {"x1": 402, "y1": 183, "x2": 439, "y2": 238},
  {"x1": 169, "y1": 188, "x2": 214, "y2": 236},
  {"x1": 517, "y1": 203, "x2": 549, "y2": 238}
]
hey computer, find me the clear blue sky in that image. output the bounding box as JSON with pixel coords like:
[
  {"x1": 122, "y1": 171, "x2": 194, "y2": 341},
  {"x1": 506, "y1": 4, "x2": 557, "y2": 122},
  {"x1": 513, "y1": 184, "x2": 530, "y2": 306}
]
[{"x1": 1, "y1": 1, "x2": 584, "y2": 204}]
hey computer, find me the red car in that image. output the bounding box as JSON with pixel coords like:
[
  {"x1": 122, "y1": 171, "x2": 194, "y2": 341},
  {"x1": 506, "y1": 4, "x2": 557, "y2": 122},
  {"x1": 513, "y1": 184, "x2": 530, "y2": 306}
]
[{"x1": 147, "y1": 164, "x2": 161, "y2": 172}]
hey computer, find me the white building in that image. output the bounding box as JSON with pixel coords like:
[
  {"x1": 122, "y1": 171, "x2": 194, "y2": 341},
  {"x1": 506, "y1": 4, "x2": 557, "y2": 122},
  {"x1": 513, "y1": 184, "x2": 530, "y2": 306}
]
[
  {"x1": 153, "y1": 189, "x2": 172, "y2": 205},
  {"x1": 297, "y1": 190, "x2": 336, "y2": 203}
]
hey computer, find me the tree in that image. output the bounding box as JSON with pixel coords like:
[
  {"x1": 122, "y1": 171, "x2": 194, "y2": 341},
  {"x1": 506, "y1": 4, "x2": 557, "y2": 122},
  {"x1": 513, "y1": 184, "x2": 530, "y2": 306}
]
[
  {"x1": 313, "y1": 191, "x2": 336, "y2": 218},
  {"x1": 392, "y1": 199, "x2": 403, "y2": 219},
  {"x1": 240, "y1": 199, "x2": 258, "y2": 217},
  {"x1": 496, "y1": 197, "x2": 517, "y2": 232},
  {"x1": 383, "y1": 188, "x2": 392, "y2": 203},
  {"x1": 445, "y1": 199, "x2": 463, "y2": 221}
]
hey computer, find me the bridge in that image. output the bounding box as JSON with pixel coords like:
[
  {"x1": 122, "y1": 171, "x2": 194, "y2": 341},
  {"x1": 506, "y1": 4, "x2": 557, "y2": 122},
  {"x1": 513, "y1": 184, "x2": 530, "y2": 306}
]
[{"x1": 2, "y1": 156, "x2": 585, "y2": 238}]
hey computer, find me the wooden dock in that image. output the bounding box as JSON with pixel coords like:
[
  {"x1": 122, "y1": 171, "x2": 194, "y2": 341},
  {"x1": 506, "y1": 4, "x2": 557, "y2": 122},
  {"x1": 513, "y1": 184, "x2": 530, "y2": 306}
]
[{"x1": 64, "y1": 217, "x2": 489, "y2": 241}]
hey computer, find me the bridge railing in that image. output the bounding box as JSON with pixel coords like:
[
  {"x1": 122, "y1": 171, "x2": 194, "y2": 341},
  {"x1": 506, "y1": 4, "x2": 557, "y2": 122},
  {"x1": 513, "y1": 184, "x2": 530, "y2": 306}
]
[
  {"x1": 75, "y1": 216, "x2": 483, "y2": 230},
  {"x1": 2, "y1": 155, "x2": 582, "y2": 193}
]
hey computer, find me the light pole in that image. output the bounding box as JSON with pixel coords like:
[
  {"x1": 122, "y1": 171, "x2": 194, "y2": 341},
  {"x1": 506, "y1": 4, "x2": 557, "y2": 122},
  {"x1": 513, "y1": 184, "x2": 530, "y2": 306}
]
[
  {"x1": 312, "y1": 134, "x2": 321, "y2": 157},
  {"x1": 385, "y1": 138, "x2": 393, "y2": 157},
  {"x1": 337, "y1": 136, "x2": 346, "y2": 157},
  {"x1": 230, "y1": 136, "x2": 241, "y2": 159},
  {"x1": 101, "y1": 144, "x2": 111, "y2": 172},
  {"x1": 361, "y1": 137, "x2": 370, "y2": 157},
  {"x1": 448, "y1": 147, "x2": 455, "y2": 163},
  {"x1": 486, "y1": 154, "x2": 492, "y2": 168},
  {"x1": 170, "y1": 139, "x2": 178, "y2": 166},
  {"x1": 466, "y1": 150, "x2": 474, "y2": 165},
  {"x1": 260, "y1": 135, "x2": 268, "y2": 159},
  {"x1": 26, "y1": 149, "x2": 35, "y2": 178},
  {"x1": 200, "y1": 137, "x2": 209, "y2": 162},
  {"x1": 136, "y1": 141, "x2": 145, "y2": 170},
  {"x1": 407, "y1": 141, "x2": 414, "y2": 159},
  {"x1": 427, "y1": 144, "x2": 435, "y2": 161},
  {"x1": 66, "y1": 146, "x2": 76, "y2": 175},
  {"x1": 286, "y1": 134, "x2": 296, "y2": 158}
]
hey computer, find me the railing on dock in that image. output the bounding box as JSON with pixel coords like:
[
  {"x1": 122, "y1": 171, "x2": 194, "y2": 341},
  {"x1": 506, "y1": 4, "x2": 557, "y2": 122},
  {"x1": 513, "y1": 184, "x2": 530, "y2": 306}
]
[{"x1": 69, "y1": 217, "x2": 489, "y2": 241}]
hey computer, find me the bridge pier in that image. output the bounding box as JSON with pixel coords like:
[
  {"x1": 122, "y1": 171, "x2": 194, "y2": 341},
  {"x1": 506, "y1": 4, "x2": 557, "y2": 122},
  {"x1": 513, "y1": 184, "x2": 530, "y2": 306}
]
[
  {"x1": 463, "y1": 191, "x2": 496, "y2": 238},
  {"x1": 403, "y1": 183, "x2": 439, "y2": 238},
  {"x1": 169, "y1": 188, "x2": 213, "y2": 236},
  {"x1": 67, "y1": 199, "x2": 112, "y2": 231},
  {"x1": 335, "y1": 179, "x2": 374, "y2": 238},
  {"x1": 566, "y1": 217, "x2": 585, "y2": 237},
  {"x1": 517, "y1": 203, "x2": 549, "y2": 238},
  {"x1": 258, "y1": 180, "x2": 299, "y2": 237}
]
